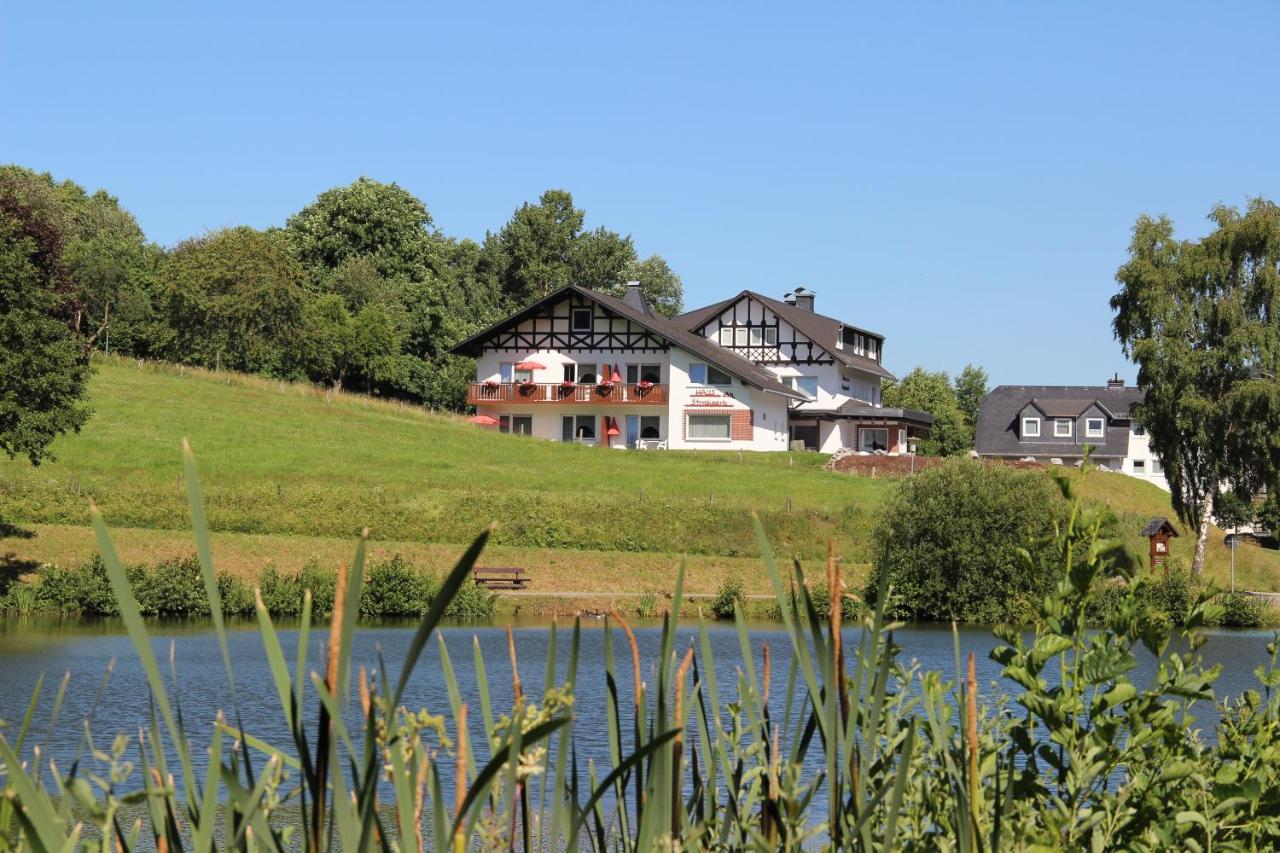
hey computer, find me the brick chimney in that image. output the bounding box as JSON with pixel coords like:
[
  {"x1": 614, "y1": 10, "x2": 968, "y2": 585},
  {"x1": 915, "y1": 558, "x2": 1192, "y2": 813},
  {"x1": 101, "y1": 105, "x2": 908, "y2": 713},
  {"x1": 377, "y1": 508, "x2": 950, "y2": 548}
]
[
  {"x1": 1107, "y1": 373, "x2": 1124, "y2": 389},
  {"x1": 793, "y1": 286, "x2": 815, "y2": 312}
]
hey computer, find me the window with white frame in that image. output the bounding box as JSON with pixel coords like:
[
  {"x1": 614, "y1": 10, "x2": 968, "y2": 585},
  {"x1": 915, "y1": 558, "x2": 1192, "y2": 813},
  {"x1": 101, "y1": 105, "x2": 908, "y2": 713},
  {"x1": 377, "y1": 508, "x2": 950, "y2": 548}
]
[
  {"x1": 749, "y1": 327, "x2": 763, "y2": 345},
  {"x1": 1133, "y1": 422, "x2": 1145, "y2": 436},
  {"x1": 792, "y1": 376, "x2": 818, "y2": 399},
  {"x1": 1133, "y1": 459, "x2": 1146, "y2": 474},
  {"x1": 571, "y1": 308, "x2": 593, "y2": 331},
  {"x1": 1152, "y1": 459, "x2": 1164, "y2": 475},
  {"x1": 690, "y1": 363, "x2": 732, "y2": 386},
  {"x1": 763, "y1": 327, "x2": 777, "y2": 345},
  {"x1": 687, "y1": 414, "x2": 731, "y2": 440},
  {"x1": 1085, "y1": 417, "x2": 1105, "y2": 438},
  {"x1": 1054, "y1": 418, "x2": 1073, "y2": 437},
  {"x1": 734, "y1": 327, "x2": 749, "y2": 346},
  {"x1": 1022, "y1": 417, "x2": 1041, "y2": 437},
  {"x1": 718, "y1": 328, "x2": 733, "y2": 346}
]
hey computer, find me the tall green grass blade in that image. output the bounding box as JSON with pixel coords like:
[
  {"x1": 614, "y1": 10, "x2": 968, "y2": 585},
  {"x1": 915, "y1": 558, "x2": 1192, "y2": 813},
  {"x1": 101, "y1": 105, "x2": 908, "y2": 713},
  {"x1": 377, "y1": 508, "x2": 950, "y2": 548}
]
[
  {"x1": 393, "y1": 526, "x2": 491, "y2": 707},
  {"x1": 0, "y1": 734, "x2": 67, "y2": 852},
  {"x1": 472, "y1": 635, "x2": 495, "y2": 756},
  {"x1": 14, "y1": 672, "x2": 43, "y2": 754},
  {"x1": 449, "y1": 717, "x2": 569, "y2": 840},
  {"x1": 90, "y1": 500, "x2": 200, "y2": 812},
  {"x1": 566, "y1": 728, "x2": 681, "y2": 852},
  {"x1": 437, "y1": 634, "x2": 478, "y2": 779}
]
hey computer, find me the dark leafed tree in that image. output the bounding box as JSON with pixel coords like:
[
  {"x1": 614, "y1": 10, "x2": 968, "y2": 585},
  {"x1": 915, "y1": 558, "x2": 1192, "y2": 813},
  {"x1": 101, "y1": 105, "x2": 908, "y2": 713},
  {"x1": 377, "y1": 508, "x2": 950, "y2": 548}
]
[
  {"x1": 160, "y1": 227, "x2": 312, "y2": 376},
  {"x1": 483, "y1": 189, "x2": 584, "y2": 304},
  {"x1": 0, "y1": 165, "x2": 159, "y2": 356},
  {"x1": 285, "y1": 177, "x2": 446, "y2": 283},
  {"x1": 0, "y1": 188, "x2": 91, "y2": 464},
  {"x1": 1112, "y1": 199, "x2": 1280, "y2": 575},
  {"x1": 483, "y1": 189, "x2": 684, "y2": 314},
  {"x1": 953, "y1": 364, "x2": 988, "y2": 433},
  {"x1": 882, "y1": 367, "x2": 971, "y2": 456}
]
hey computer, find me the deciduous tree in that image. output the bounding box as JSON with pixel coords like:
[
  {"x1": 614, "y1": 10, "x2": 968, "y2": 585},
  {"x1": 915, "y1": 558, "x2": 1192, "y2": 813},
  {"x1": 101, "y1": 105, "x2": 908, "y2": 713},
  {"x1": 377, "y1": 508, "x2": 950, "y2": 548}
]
[
  {"x1": 0, "y1": 190, "x2": 91, "y2": 463},
  {"x1": 1112, "y1": 199, "x2": 1280, "y2": 575},
  {"x1": 882, "y1": 367, "x2": 971, "y2": 456}
]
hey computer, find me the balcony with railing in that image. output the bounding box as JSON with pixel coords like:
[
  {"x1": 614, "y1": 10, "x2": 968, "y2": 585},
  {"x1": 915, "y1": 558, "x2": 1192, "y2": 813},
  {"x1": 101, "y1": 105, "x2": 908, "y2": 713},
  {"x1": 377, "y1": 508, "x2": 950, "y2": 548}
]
[{"x1": 467, "y1": 382, "x2": 668, "y2": 406}]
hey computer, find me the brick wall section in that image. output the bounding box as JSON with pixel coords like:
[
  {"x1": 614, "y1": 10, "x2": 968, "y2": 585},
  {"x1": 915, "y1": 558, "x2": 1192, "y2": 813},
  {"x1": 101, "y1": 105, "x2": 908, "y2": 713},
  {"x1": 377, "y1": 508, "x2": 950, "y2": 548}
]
[{"x1": 681, "y1": 407, "x2": 753, "y2": 441}]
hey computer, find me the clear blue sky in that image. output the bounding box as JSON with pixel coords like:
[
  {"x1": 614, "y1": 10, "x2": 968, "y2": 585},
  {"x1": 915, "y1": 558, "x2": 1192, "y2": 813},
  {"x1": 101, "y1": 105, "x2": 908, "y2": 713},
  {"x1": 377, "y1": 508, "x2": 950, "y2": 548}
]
[{"x1": 4, "y1": 2, "x2": 1277, "y2": 386}]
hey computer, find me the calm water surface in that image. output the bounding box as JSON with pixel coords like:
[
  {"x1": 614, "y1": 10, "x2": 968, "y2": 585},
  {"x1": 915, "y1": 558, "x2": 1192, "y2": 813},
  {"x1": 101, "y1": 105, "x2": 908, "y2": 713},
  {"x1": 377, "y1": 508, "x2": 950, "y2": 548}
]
[{"x1": 0, "y1": 617, "x2": 1274, "y2": 778}]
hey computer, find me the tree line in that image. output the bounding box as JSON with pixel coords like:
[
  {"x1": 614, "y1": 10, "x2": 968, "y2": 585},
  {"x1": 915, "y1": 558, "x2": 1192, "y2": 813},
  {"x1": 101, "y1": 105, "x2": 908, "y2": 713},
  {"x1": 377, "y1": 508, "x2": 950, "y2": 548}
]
[{"x1": 0, "y1": 165, "x2": 684, "y2": 462}]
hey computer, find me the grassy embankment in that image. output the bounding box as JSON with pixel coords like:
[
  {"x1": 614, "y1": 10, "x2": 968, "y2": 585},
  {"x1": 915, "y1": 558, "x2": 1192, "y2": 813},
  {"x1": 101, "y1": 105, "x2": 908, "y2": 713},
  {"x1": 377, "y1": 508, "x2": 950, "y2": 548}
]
[{"x1": 1, "y1": 356, "x2": 1277, "y2": 610}]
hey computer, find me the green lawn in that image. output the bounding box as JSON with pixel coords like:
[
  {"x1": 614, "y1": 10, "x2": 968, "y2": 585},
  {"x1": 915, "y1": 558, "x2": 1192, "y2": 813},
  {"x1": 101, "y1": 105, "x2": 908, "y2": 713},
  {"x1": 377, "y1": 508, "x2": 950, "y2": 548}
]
[
  {"x1": 0, "y1": 357, "x2": 886, "y2": 567},
  {"x1": 3, "y1": 356, "x2": 1279, "y2": 594}
]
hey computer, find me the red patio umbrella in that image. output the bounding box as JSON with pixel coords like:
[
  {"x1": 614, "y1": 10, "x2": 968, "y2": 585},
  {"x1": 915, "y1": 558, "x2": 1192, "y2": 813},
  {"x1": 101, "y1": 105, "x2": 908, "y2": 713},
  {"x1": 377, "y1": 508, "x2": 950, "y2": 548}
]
[
  {"x1": 467, "y1": 414, "x2": 500, "y2": 426},
  {"x1": 514, "y1": 359, "x2": 545, "y2": 371}
]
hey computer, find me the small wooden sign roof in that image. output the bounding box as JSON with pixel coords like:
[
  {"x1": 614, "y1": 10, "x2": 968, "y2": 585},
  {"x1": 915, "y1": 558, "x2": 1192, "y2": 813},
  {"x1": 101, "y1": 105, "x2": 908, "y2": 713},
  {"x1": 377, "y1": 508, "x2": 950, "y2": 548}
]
[{"x1": 1140, "y1": 517, "x2": 1179, "y2": 538}]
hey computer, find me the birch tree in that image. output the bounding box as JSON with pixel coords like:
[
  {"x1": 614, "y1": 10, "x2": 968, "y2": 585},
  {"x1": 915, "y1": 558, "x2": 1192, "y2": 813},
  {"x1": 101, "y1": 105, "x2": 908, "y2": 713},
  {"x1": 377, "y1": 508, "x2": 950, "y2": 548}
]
[{"x1": 1111, "y1": 199, "x2": 1280, "y2": 575}]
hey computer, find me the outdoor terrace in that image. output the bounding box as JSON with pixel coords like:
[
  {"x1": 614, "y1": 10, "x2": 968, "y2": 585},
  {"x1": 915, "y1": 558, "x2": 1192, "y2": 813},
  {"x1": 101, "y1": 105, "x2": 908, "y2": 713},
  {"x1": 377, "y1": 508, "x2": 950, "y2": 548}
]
[{"x1": 467, "y1": 382, "x2": 668, "y2": 405}]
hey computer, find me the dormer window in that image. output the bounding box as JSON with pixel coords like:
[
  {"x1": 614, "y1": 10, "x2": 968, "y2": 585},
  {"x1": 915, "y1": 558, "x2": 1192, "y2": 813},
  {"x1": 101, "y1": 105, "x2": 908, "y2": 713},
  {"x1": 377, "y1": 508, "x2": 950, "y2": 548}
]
[
  {"x1": 1085, "y1": 417, "x2": 1105, "y2": 438},
  {"x1": 1022, "y1": 417, "x2": 1041, "y2": 438},
  {"x1": 1054, "y1": 418, "x2": 1073, "y2": 437}
]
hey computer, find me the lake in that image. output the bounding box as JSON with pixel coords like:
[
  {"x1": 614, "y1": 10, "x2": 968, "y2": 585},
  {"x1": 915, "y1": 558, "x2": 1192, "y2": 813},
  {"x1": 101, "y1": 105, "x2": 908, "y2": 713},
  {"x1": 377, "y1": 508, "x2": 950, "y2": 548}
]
[{"x1": 1, "y1": 616, "x2": 1275, "y2": 784}]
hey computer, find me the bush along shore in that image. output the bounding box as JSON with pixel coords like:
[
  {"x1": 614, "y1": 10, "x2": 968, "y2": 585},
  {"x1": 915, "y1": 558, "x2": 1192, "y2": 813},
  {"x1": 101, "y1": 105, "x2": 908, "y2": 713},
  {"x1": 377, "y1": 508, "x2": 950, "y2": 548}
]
[
  {"x1": 0, "y1": 552, "x2": 497, "y2": 620},
  {"x1": 8, "y1": 449, "x2": 1280, "y2": 848}
]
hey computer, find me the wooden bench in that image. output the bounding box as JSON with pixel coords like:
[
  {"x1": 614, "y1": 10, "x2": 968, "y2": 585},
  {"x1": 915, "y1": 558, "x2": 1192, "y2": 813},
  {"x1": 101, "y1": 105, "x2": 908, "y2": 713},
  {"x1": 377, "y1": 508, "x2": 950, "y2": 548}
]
[{"x1": 472, "y1": 567, "x2": 529, "y2": 589}]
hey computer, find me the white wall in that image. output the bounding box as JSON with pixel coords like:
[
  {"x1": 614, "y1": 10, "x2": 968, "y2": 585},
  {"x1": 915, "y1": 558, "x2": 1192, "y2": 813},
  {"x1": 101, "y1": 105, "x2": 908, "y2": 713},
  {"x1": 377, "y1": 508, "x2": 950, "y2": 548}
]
[
  {"x1": 470, "y1": 343, "x2": 790, "y2": 451},
  {"x1": 1122, "y1": 422, "x2": 1171, "y2": 491},
  {"x1": 666, "y1": 346, "x2": 791, "y2": 451}
]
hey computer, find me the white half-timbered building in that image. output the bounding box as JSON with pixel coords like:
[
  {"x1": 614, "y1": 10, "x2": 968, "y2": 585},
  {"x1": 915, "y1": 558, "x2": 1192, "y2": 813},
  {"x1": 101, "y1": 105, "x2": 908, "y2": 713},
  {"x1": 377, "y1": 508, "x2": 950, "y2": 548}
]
[
  {"x1": 676, "y1": 287, "x2": 933, "y2": 453},
  {"x1": 451, "y1": 283, "x2": 932, "y2": 453}
]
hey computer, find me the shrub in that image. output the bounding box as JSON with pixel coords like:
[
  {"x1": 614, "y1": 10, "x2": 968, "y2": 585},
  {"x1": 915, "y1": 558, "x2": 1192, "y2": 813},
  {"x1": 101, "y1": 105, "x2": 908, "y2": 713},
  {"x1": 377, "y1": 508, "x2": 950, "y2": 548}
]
[
  {"x1": 867, "y1": 459, "x2": 1065, "y2": 622},
  {"x1": 258, "y1": 564, "x2": 304, "y2": 614},
  {"x1": 710, "y1": 575, "x2": 746, "y2": 620},
  {"x1": 217, "y1": 572, "x2": 255, "y2": 616},
  {"x1": 634, "y1": 588, "x2": 659, "y2": 619},
  {"x1": 361, "y1": 554, "x2": 434, "y2": 617},
  {"x1": 297, "y1": 560, "x2": 337, "y2": 614},
  {"x1": 1212, "y1": 591, "x2": 1271, "y2": 628},
  {"x1": 34, "y1": 557, "x2": 117, "y2": 615},
  {"x1": 443, "y1": 580, "x2": 497, "y2": 620},
  {"x1": 131, "y1": 556, "x2": 208, "y2": 616},
  {"x1": 1087, "y1": 569, "x2": 1193, "y2": 626}
]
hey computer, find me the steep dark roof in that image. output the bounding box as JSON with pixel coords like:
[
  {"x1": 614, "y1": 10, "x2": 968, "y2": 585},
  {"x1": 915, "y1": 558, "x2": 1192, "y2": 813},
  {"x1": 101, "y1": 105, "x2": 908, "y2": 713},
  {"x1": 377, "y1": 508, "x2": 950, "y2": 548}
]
[
  {"x1": 676, "y1": 290, "x2": 895, "y2": 381},
  {"x1": 1140, "y1": 517, "x2": 1179, "y2": 537},
  {"x1": 975, "y1": 384, "x2": 1145, "y2": 458},
  {"x1": 449, "y1": 285, "x2": 806, "y2": 401},
  {"x1": 1031, "y1": 398, "x2": 1099, "y2": 418}
]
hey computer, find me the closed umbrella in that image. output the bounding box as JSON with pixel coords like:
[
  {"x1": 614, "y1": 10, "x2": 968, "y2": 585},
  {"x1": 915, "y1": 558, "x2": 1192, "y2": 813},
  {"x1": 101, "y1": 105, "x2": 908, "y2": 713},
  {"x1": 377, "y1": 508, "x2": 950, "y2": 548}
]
[
  {"x1": 611, "y1": 365, "x2": 622, "y2": 384},
  {"x1": 607, "y1": 417, "x2": 621, "y2": 436}
]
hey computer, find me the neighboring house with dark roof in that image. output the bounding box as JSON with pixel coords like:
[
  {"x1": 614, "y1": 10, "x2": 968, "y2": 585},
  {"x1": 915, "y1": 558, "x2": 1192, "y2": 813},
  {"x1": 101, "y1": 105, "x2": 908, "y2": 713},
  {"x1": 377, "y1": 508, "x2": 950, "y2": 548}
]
[
  {"x1": 677, "y1": 287, "x2": 932, "y2": 452},
  {"x1": 450, "y1": 282, "x2": 931, "y2": 453},
  {"x1": 975, "y1": 376, "x2": 1169, "y2": 490}
]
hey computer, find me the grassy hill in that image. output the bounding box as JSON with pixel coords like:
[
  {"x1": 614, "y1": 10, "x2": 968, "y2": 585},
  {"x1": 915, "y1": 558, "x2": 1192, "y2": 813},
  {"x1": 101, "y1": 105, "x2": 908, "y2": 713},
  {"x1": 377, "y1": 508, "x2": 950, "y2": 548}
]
[{"x1": 1, "y1": 357, "x2": 1278, "y2": 600}]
